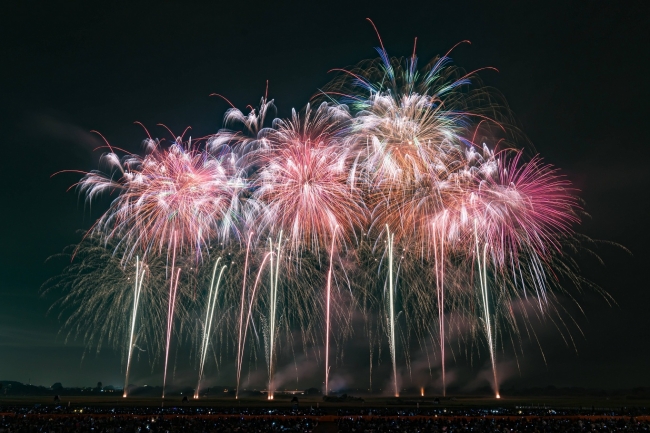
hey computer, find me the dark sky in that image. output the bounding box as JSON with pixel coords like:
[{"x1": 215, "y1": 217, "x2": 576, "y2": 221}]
[{"x1": 1, "y1": 1, "x2": 648, "y2": 391}]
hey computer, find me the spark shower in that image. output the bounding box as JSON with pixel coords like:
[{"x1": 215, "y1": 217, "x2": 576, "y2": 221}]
[{"x1": 49, "y1": 24, "x2": 603, "y2": 400}]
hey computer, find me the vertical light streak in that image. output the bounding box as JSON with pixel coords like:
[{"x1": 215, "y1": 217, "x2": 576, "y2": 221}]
[
  {"x1": 433, "y1": 225, "x2": 446, "y2": 397},
  {"x1": 267, "y1": 237, "x2": 274, "y2": 400},
  {"x1": 194, "y1": 258, "x2": 226, "y2": 399},
  {"x1": 237, "y1": 252, "x2": 273, "y2": 397},
  {"x1": 123, "y1": 256, "x2": 145, "y2": 398},
  {"x1": 369, "y1": 328, "x2": 373, "y2": 394},
  {"x1": 324, "y1": 225, "x2": 338, "y2": 396},
  {"x1": 386, "y1": 226, "x2": 398, "y2": 397},
  {"x1": 162, "y1": 233, "x2": 180, "y2": 399},
  {"x1": 475, "y1": 220, "x2": 499, "y2": 398},
  {"x1": 267, "y1": 231, "x2": 282, "y2": 400},
  {"x1": 162, "y1": 267, "x2": 181, "y2": 398},
  {"x1": 235, "y1": 232, "x2": 254, "y2": 399}
]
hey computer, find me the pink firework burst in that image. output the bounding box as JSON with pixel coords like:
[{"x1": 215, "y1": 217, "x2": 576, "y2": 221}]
[
  {"x1": 469, "y1": 151, "x2": 581, "y2": 268},
  {"x1": 78, "y1": 138, "x2": 243, "y2": 262},
  {"x1": 250, "y1": 102, "x2": 366, "y2": 254}
]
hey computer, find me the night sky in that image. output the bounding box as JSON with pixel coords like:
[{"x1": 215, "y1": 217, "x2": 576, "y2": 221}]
[{"x1": 1, "y1": 1, "x2": 648, "y2": 391}]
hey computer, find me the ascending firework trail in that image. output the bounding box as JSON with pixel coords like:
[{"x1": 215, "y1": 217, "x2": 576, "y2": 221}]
[
  {"x1": 195, "y1": 258, "x2": 227, "y2": 399},
  {"x1": 123, "y1": 256, "x2": 145, "y2": 398}
]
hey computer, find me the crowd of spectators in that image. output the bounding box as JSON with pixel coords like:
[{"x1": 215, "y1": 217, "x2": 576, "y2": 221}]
[
  {"x1": 0, "y1": 415, "x2": 315, "y2": 433},
  {"x1": 2, "y1": 404, "x2": 647, "y2": 417},
  {"x1": 1, "y1": 405, "x2": 649, "y2": 432},
  {"x1": 337, "y1": 417, "x2": 650, "y2": 432},
  {"x1": 336, "y1": 407, "x2": 650, "y2": 418},
  {"x1": 0, "y1": 406, "x2": 326, "y2": 417},
  {"x1": 1, "y1": 415, "x2": 650, "y2": 432}
]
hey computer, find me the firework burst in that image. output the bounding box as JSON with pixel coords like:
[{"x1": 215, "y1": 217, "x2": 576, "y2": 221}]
[
  {"x1": 77, "y1": 138, "x2": 244, "y2": 262},
  {"x1": 248, "y1": 102, "x2": 366, "y2": 254},
  {"x1": 50, "y1": 30, "x2": 609, "y2": 399}
]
